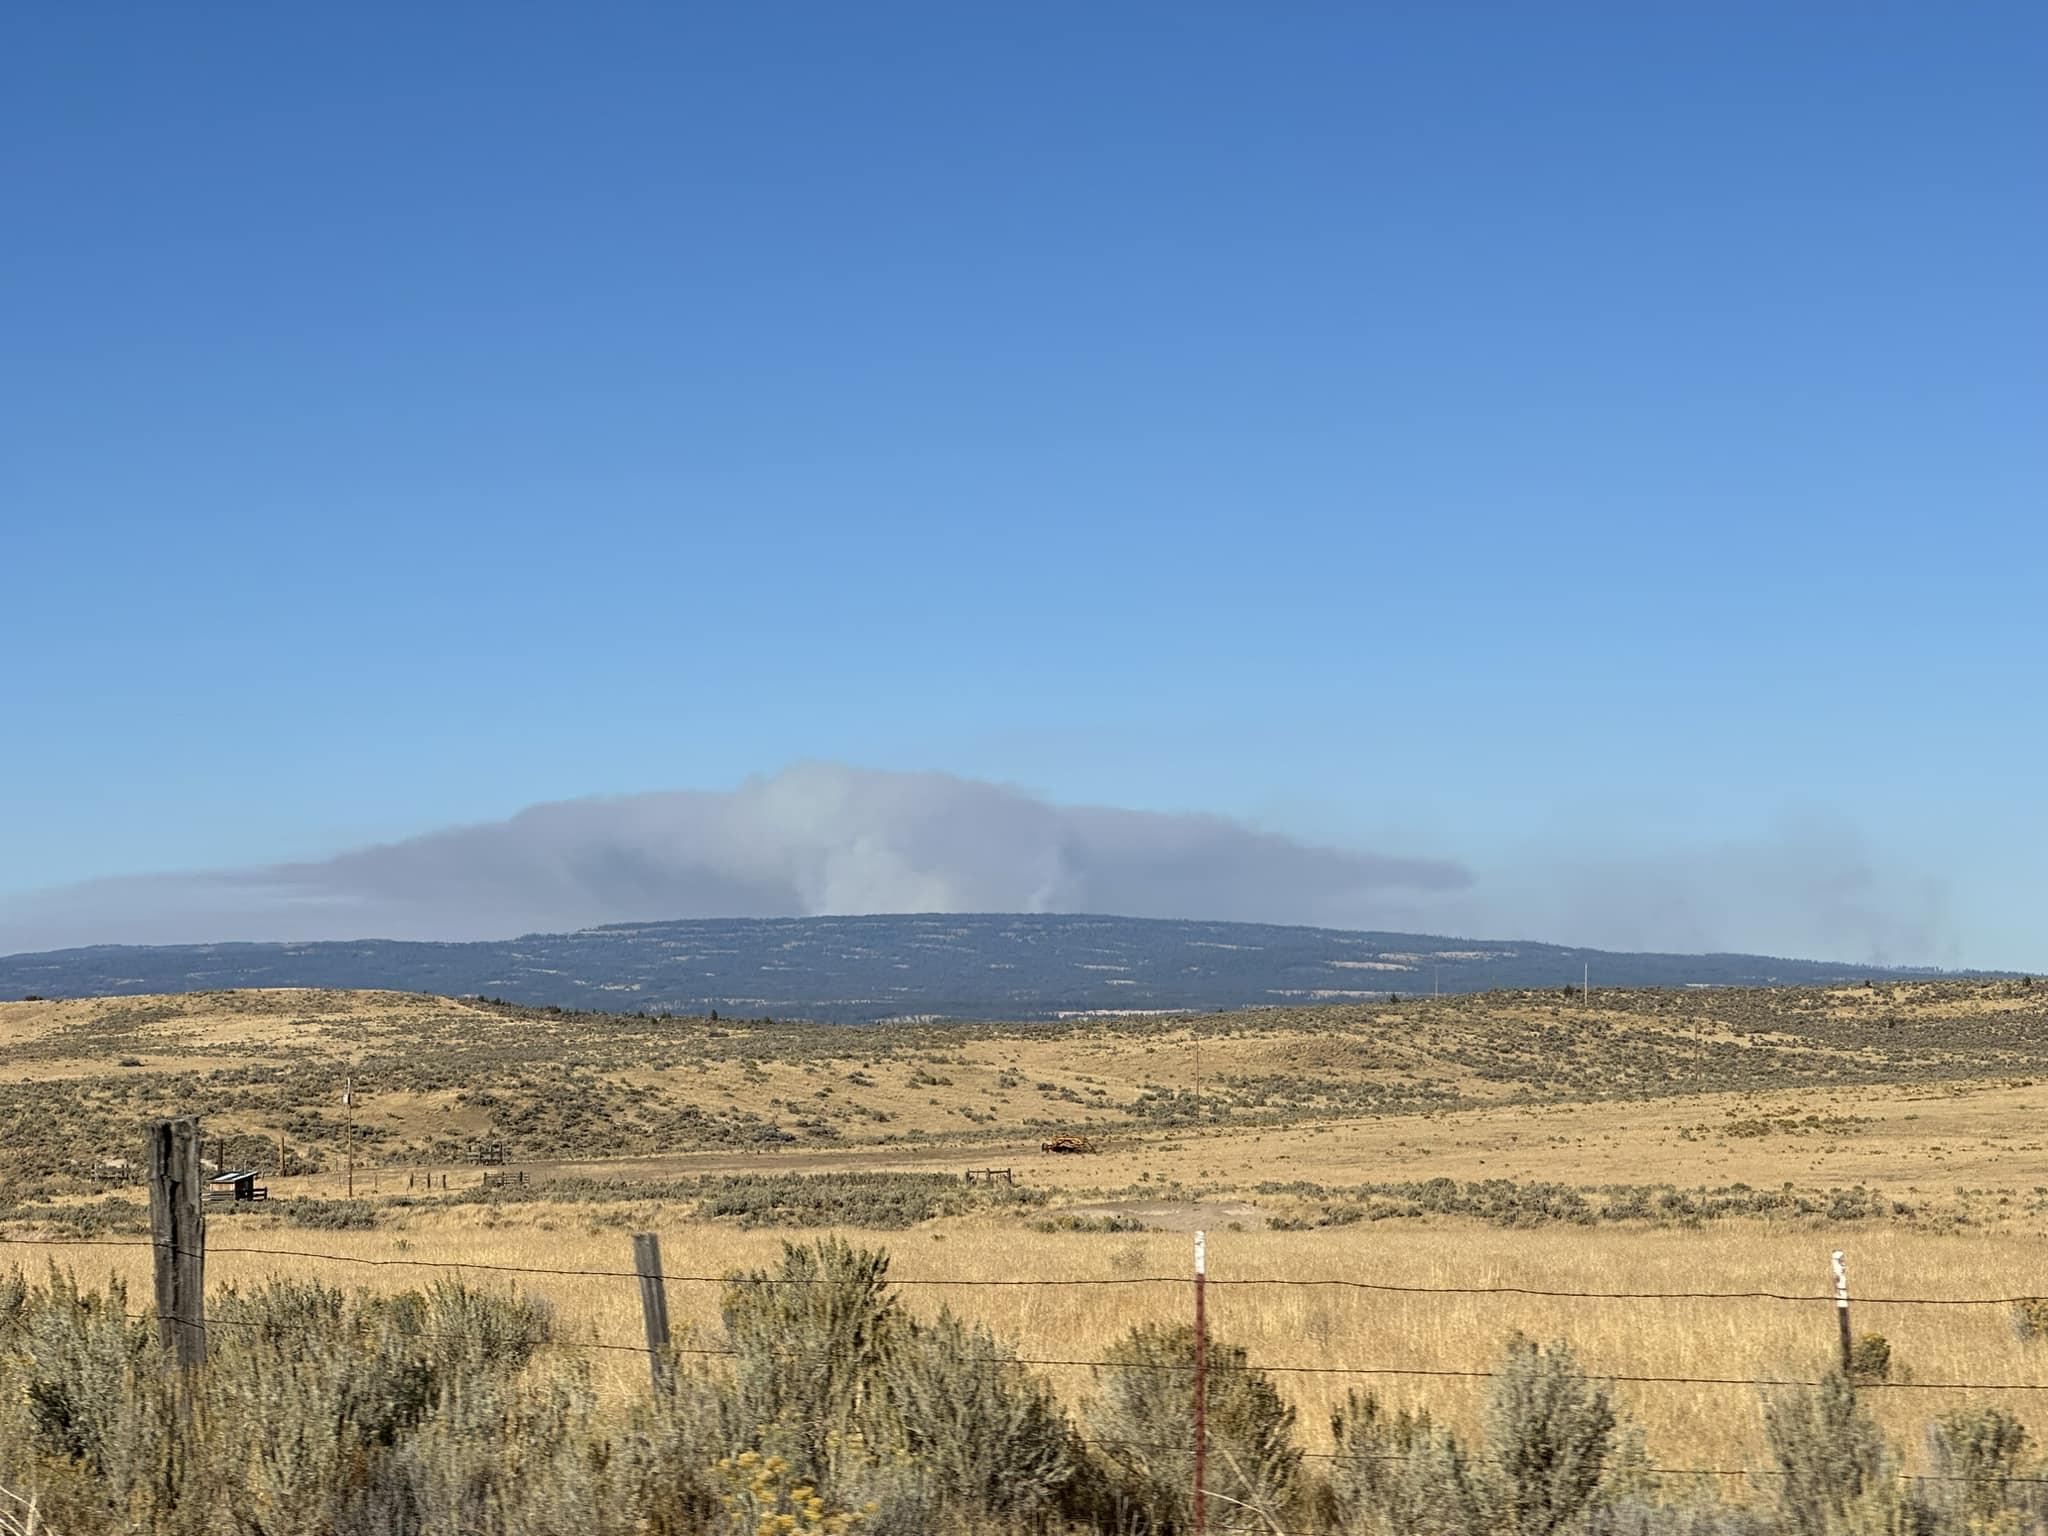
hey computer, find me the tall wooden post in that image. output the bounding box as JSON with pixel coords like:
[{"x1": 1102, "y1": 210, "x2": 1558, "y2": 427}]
[
  {"x1": 634, "y1": 1233, "x2": 673, "y2": 1394},
  {"x1": 344, "y1": 1076, "x2": 354, "y2": 1199},
  {"x1": 1192, "y1": 1228, "x2": 1208, "y2": 1536},
  {"x1": 146, "y1": 1116, "x2": 207, "y2": 1382},
  {"x1": 1833, "y1": 1250, "x2": 1853, "y2": 1374}
]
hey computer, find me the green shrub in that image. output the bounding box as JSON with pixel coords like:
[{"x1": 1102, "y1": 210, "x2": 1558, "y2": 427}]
[
  {"x1": 1762, "y1": 1373, "x2": 1902, "y2": 1536},
  {"x1": 720, "y1": 1238, "x2": 903, "y2": 1488},
  {"x1": 1923, "y1": 1405, "x2": 2034, "y2": 1531},
  {"x1": 373, "y1": 1363, "x2": 624, "y2": 1536},
  {"x1": 204, "y1": 1283, "x2": 410, "y2": 1536},
  {"x1": 0, "y1": 1269, "x2": 185, "y2": 1532},
  {"x1": 278, "y1": 1198, "x2": 380, "y2": 1230},
  {"x1": 364, "y1": 1278, "x2": 554, "y2": 1378},
  {"x1": 1485, "y1": 1335, "x2": 1619, "y2": 1536},
  {"x1": 887, "y1": 1307, "x2": 1076, "y2": 1523},
  {"x1": 1847, "y1": 1333, "x2": 1892, "y2": 1381},
  {"x1": 1327, "y1": 1390, "x2": 1486, "y2": 1536},
  {"x1": 1329, "y1": 1338, "x2": 1754, "y2": 1536},
  {"x1": 1086, "y1": 1322, "x2": 1301, "y2": 1534},
  {"x1": 1586, "y1": 1497, "x2": 1772, "y2": 1536},
  {"x1": 2008, "y1": 1297, "x2": 2048, "y2": 1341}
]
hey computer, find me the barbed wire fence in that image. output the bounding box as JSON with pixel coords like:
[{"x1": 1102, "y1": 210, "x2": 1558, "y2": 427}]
[{"x1": 7, "y1": 1116, "x2": 2048, "y2": 1535}]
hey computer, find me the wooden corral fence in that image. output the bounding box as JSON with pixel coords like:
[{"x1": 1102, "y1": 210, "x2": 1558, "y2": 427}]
[
  {"x1": 480, "y1": 1169, "x2": 527, "y2": 1190},
  {"x1": 963, "y1": 1167, "x2": 1015, "y2": 1186}
]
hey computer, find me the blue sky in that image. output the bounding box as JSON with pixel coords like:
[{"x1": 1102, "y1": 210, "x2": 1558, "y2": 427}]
[{"x1": 3, "y1": 4, "x2": 2043, "y2": 967}]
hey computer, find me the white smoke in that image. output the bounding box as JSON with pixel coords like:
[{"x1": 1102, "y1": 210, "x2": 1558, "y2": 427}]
[{"x1": 0, "y1": 762, "x2": 1471, "y2": 951}]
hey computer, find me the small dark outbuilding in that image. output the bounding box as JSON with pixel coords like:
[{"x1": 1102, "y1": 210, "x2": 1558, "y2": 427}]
[{"x1": 208, "y1": 1170, "x2": 267, "y2": 1202}]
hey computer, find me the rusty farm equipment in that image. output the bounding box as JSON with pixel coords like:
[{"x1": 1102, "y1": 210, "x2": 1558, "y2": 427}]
[{"x1": 1040, "y1": 1134, "x2": 1100, "y2": 1155}]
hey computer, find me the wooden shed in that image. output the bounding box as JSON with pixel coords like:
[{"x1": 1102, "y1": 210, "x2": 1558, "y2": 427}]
[{"x1": 208, "y1": 1170, "x2": 268, "y2": 1202}]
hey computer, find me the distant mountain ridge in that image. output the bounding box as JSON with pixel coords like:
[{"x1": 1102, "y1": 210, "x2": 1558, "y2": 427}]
[{"x1": 0, "y1": 914, "x2": 1985, "y2": 1021}]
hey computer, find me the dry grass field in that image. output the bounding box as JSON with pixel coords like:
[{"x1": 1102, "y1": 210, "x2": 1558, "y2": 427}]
[
  {"x1": 5, "y1": 977, "x2": 2048, "y2": 1491},
  {"x1": 30, "y1": 1205, "x2": 2048, "y2": 1477}
]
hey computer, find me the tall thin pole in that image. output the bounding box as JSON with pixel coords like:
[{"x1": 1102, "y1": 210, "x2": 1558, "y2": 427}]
[
  {"x1": 1193, "y1": 1023, "x2": 1201, "y2": 1125},
  {"x1": 344, "y1": 1075, "x2": 354, "y2": 1200},
  {"x1": 1583, "y1": 962, "x2": 1589, "y2": 1005},
  {"x1": 1193, "y1": 1229, "x2": 1208, "y2": 1536}
]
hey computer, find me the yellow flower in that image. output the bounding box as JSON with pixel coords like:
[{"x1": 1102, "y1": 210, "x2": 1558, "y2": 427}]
[{"x1": 738, "y1": 1450, "x2": 762, "y2": 1468}]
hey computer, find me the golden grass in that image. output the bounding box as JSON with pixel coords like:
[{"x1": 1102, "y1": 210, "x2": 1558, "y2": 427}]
[
  {"x1": 242, "y1": 1071, "x2": 2048, "y2": 1219},
  {"x1": 16, "y1": 1207, "x2": 2048, "y2": 1479}
]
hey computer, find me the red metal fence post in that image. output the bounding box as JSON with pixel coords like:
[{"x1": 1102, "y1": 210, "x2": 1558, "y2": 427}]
[{"x1": 1193, "y1": 1228, "x2": 1208, "y2": 1536}]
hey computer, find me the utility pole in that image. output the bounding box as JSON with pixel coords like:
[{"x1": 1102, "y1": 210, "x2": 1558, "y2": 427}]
[
  {"x1": 344, "y1": 1075, "x2": 354, "y2": 1199},
  {"x1": 1583, "y1": 962, "x2": 1589, "y2": 1005}
]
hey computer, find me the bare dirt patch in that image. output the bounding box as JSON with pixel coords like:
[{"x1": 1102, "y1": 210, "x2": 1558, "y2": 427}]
[{"x1": 1059, "y1": 1197, "x2": 1274, "y2": 1230}]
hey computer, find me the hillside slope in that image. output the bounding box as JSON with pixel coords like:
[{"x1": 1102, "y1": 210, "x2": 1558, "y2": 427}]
[
  {"x1": 3, "y1": 976, "x2": 2043, "y2": 1189},
  {"x1": 0, "y1": 912, "x2": 1986, "y2": 1021}
]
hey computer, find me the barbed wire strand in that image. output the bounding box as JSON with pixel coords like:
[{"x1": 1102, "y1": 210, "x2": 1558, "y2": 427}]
[{"x1": 6, "y1": 1232, "x2": 2045, "y2": 1308}]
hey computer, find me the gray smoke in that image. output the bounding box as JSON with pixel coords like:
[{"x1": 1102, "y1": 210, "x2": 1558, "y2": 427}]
[
  {"x1": 0, "y1": 762, "x2": 1472, "y2": 951},
  {"x1": 0, "y1": 768, "x2": 1969, "y2": 966},
  {"x1": 1429, "y1": 813, "x2": 1960, "y2": 969}
]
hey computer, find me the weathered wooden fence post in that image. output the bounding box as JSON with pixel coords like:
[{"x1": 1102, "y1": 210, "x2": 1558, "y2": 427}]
[
  {"x1": 146, "y1": 1116, "x2": 207, "y2": 1389},
  {"x1": 634, "y1": 1232, "x2": 673, "y2": 1395},
  {"x1": 1832, "y1": 1250, "x2": 1853, "y2": 1374}
]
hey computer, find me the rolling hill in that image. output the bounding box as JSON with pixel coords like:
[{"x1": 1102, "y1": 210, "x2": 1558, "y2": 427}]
[{"x1": 0, "y1": 912, "x2": 1981, "y2": 1021}]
